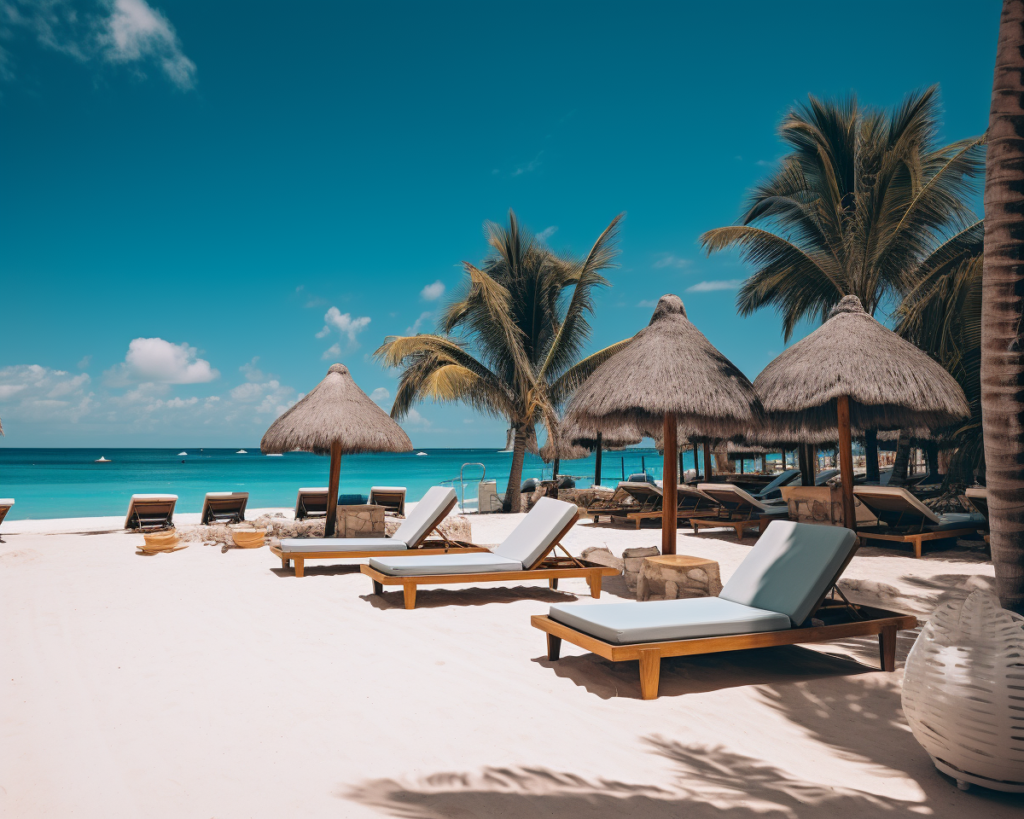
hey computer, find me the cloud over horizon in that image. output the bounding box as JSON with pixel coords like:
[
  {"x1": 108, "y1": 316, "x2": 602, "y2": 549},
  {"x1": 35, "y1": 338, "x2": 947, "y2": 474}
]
[{"x1": 105, "y1": 337, "x2": 219, "y2": 385}]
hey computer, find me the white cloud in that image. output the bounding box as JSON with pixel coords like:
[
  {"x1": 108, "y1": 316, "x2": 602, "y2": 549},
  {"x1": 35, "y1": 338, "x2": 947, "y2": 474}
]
[
  {"x1": 685, "y1": 279, "x2": 744, "y2": 293},
  {"x1": 77, "y1": 355, "x2": 92, "y2": 370},
  {"x1": 323, "y1": 306, "x2": 371, "y2": 344},
  {"x1": 321, "y1": 342, "x2": 342, "y2": 360},
  {"x1": 0, "y1": 365, "x2": 93, "y2": 423},
  {"x1": 756, "y1": 159, "x2": 773, "y2": 167},
  {"x1": 314, "y1": 325, "x2": 330, "y2": 339},
  {"x1": 100, "y1": 0, "x2": 196, "y2": 89},
  {"x1": 637, "y1": 299, "x2": 658, "y2": 308},
  {"x1": 536, "y1": 226, "x2": 558, "y2": 243},
  {"x1": 512, "y1": 151, "x2": 543, "y2": 176},
  {"x1": 653, "y1": 254, "x2": 691, "y2": 270},
  {"x1": 239, "y1": 357, "x2": 265, "y2": 382},
  {"x1": 406, "y1": 311, "x2": 432, "y2": 335},
  {"x1": 1, "y1": 0, "x2": 195, "y2": 89},
  {"x1": 370, "y1": 387, "x2": 390, "y2": 403},
  {"x1": 404, "y1": 408, "x2": 431, "y2": 427},
  {"x1": 106, "y1": 337, "x2": 219, "y2": 385},
  {"x1": 420, "y1": 280, "x2": 445, "y2": 301}
]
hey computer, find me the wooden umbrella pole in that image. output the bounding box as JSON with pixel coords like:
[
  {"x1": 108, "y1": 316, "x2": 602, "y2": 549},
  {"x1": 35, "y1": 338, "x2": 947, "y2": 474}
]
[
  {"x1": 703, "y1": 441, "x2": 713, "y2": 482},
  {"x1": 662, "y1": 413, "x2": 678, "y2": 555},
  {"x1": 594, "y1": 432, "x2": 603, "y2": 488},
  {"x1": 325, "y1": 440, "x2": 342, "y2": 538},
  {"x1": 837, "y1": 396, "x2": 856, "y2": 530}
]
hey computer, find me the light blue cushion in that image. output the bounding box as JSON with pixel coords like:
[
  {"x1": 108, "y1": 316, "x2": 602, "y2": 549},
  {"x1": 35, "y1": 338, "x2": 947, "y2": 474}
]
[
  {"x1": 368, "y1": 552, "x2": 521, "y2": 576},
  {"x1": 720, "y1": 520, "x2": 856, "y2": 626},
  {"x1": 392, "y1": 486, "x2": 457, "y2": 546},
  {"x1": 278, "y1": 538, "x2": 408, "y2": 553},
  {"x1": 492, "y1": 497, "x2": 578, "y2": 568},
  {"x1": 548, "y1": 597, "x2": 790, "y2": 645}
]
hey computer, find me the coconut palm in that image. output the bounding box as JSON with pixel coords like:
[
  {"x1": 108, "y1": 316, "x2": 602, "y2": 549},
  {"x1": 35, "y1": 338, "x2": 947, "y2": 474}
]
[
  {"x1": 700, "y1": 87, "x2": 984, "y2": 481},
  {"x1": 983, "y1": 0, "x2": 1024, "y2": 614},
  {"x1": 376, "y1": 211, "x2": 629, "y2": 512}
]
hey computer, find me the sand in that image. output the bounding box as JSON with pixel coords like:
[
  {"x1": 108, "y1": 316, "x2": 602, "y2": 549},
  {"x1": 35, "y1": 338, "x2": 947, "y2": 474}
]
[{"x1": 1, "y1": 508, "x2": 1020, "y2": 818}]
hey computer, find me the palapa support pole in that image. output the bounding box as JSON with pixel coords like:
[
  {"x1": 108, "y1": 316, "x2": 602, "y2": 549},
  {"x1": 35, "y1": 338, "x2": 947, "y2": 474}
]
[
  {"x1": 781, "y1": 450, "x2": 786, "y2": 470},
  {"x1": 836, "y1": 396, "x2": 856, "y2": 530},
  {"x1": 594, "y1": 432, "x2": 603, "y2": 488},
  {"x1": 325, "y1": 440, "x2": 342, "y2": 538},
  {"x1": 662, "y1": 413, "x2": 678, "y2": 555},
  {"x1": 703, "y1": 442, "x2": 713, "y2": 482}
]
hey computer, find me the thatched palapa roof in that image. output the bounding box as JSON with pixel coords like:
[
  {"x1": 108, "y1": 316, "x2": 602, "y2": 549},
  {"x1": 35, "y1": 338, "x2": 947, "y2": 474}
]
[
  {"x1": 566, "y1": 295, "x2": 763, "y2": 438},
  {"x1": 754, "y1": 296, "x2": 968, "y2": 438},
  {"x1": 261, "y1": 364, "x2": 413, "y2": 455}
]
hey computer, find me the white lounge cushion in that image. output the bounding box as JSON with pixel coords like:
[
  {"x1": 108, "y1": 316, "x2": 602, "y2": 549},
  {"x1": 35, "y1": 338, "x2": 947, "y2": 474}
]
[
  {"x1": 368, "y1": 553, "x2": 521, "y2": 576},
  {"x1": 0, "y1": 499, "x2": 14, "y2": 505},
  {"x1": 548, "y1": 597, "x2": 790, "y2": 645},
  {"x1": 129, "y1": 494, "x2": 178, "y2": 501},
  {"x1": 720, "y1": 520, "x2": 856, "y2": 627},
  {"x1": 370, "y1": 486, "x2": 406, "y2": 494},
  {"x1": 298, "y1": 488, "x2": 329, "y2": 493},
  {"x1": 492, "y1": 497, "x2": 578, "y2": 568},
  {"x1": 929, "y1": 512, "x2": 987, "y2": 531},
  {"x1": 853, "y1": 485, "x2": 939, "y2": 524},
  {"x1": 278, "y1": 538, "x2": 409, "y2": 554},
  {"x1": 205, "y1": 491, "x2": 248, "y2": 499},
  {"x1": 392, "y1": 486, "x2": 456, "y2": 546},
  {"x1": 697, "y1": 483, "x2": 784, "y2": 513}
]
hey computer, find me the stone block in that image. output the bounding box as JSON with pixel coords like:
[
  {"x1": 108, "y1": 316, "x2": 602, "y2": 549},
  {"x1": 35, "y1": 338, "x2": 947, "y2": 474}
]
[
  {"x1": 622, "y1": 546, "x2": 660, "y2": 592},
  {"x1": 580, "y1": 546, "x2": 623, "y2": 572},
  {"x1": 637, "y1": 555, "x2": 722, "y2": 601}
]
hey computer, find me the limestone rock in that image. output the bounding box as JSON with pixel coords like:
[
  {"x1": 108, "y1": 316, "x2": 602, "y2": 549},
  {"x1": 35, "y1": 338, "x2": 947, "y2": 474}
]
[
  {"x1": 580, "y1": 546, "x2": 623, "y2": 572},
  {"x1": 638, "y1": 556, "x2": 722, "y2": 601},
  {"x1": 622, "y1": 546, "x2": 660, "y2": 592}
]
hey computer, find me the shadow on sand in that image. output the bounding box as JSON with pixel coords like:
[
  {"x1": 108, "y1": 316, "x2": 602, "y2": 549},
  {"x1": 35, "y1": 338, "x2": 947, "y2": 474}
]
[{"x1": 360, "y1": 585, "x2": 579, "y2": 610}]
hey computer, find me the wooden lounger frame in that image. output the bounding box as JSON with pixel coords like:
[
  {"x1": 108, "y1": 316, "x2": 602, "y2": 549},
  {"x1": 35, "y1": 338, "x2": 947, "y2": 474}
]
[
  {"x1": 201, "y1": 493, "x2": 248, "y2": 525},
  {"x1": 855, "y1": 526, "x2": 979, "y2": 559},
  {"x1": 125, "y1": 499, "x2": 176, "y2": 532},
  {"x1": 532, "y1": 598, "x2": 917, "y2": 699},
  {"x1": 0, "y1": 504, "x2": 11, "y2": 542},
  {"x1": 687, "y1": 508, "x2": 787, "y2": 540},
  {"x1": 271, "y1": 497, "x2": 486, "y2": 577},
  {"x1": 360, "y1": 511, "x2": 617, "y2": 609}
]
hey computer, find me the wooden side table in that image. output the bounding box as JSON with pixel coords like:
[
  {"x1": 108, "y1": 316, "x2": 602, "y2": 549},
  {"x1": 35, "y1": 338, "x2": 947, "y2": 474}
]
[{"x1": 637, "y1": 554, "x2": 723, "y2": 601}]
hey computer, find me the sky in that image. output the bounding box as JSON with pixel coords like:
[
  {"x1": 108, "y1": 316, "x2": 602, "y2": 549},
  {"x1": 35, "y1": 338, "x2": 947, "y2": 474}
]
[{"x1": 0, "y1": 0, "x2": 1002, "y2": 448}]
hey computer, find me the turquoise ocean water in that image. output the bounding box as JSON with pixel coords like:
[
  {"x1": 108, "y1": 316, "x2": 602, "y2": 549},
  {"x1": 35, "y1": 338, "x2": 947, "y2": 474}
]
[{"x1": 0, "y1": 446, "x2": 741, "y2": 521}]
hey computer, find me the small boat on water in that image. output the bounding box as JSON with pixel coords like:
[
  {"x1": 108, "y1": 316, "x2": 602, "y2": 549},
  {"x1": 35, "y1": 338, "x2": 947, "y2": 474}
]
[
  {"x1": 416, "y1": 452, "x2": 428, "y2": 457},
  {"x1": 178, "y1": 451, "x2": 188, "y2": 456},
  {"x1": 95, "y1": 456, "x2": 111, "y2": 463},
  {"x1": 236, "y1": 449, "x2": 248, "y2": 454},
  {"x1": 266, "y1": 453, "x2": 283, "y2": 457}
]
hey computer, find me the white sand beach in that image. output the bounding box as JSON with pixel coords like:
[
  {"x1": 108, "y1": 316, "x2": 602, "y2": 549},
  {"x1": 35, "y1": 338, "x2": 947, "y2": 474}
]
[{"x1": 1, "y1": 508, "x2": 1019, "y2": 818}]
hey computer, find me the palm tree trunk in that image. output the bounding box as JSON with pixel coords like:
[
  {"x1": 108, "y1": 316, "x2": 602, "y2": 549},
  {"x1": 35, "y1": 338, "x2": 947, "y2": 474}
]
[
  {"x1": 865, "y1": 429, "x2": 880, "y2": 483},
  {"x1": 504, "y1": 426, "x2": 529, "y2": 513},
  {"x1": 984, "y1": 0, "x2": 1024, "y2": 613},
  {"x1": 890, "y1": 432, "x2": 911, "y2": 486}
]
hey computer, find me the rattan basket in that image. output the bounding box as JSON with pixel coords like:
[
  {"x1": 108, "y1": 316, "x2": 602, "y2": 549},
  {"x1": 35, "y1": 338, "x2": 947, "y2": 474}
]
[
  {"x1": 140, "y1": 531, "x2": 184, "y2": 554},
  {"x1": 231, "y1": 528, "x2": 266, "y2": 549}
]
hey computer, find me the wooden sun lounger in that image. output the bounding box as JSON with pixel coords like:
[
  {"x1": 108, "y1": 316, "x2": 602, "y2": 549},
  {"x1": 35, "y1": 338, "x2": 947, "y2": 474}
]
[
  {"x1": 201, "y1": 492, "x2": 249, "y2": 525},
  {"x1": 531, "y1": 521, "x2": 916, "y2": 699},
  {"x1": 853, "y1": 486, "x2": 985, "y2": 558},
  {"x1": 294, "y1": 488, "x2": 330, "y2": 520},
  {"x1": 271, "y1": 491, "x2": 484, "y2": 577},
  {"x1": 0, "y1": 499, "x2": 13, "y2": 542},
  {"x1": 360, "y1": 507, "x2": 617, "y2": 609},
  {"x1": 532, "y1": 600, "x2": 916, "y2": 700},
  {"x1": 688, "y1": 482, "x2": 788, "y2": 540},
  {"x1": 368, "y1": 486, "x2": 406, "y2": 516},
  {"x1": 124, "y1": 494, "x2": 177, "y2": 531}
]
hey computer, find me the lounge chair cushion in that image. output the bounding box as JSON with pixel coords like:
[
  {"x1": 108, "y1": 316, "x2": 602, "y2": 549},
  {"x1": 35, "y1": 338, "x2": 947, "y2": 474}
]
[
  {"x1": 368, "y1": 552, "x2": 521, "y2": 576},
  {"x1": 391, "y1": 486, "x2": 456, "y2": 546},
  {"x1": 205, "y1": 492, "x2": 247, "y2": 499},
  {"x1": 129, "y1": 494, "x2": 178, "y2": 501},
  {"x1": 928, "y1": 512, "x2": 987, "y2": 531},
  {"x1": 697, "y1": 483, "x2": 784, "y2": 513},
  {"x1": 548, "y1": 597, "x2": 790, "y2": 645},
  {"x1": 278, "y1": 537, "x2": 409, "y2": 554},
  {"x1": 0, "y1": 499, "x2": 14, "y2": 506},
  {"x1": 719, "y1": 520, "x2": 856, "y2": 627},
  {"x1": 492, "y1": 497, "x2": 578, "y2": 568},
  {"x1": 852, "y1": 486, "x2": 939, "y2": 524}
]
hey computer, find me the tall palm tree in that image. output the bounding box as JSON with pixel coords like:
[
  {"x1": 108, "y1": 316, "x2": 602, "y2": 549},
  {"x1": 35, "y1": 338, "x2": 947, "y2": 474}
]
[
  {"x1": 700, "y1": 88, "x2": 984, "y2": 480},
  {"x1": 983, "y1": 0, "x2": 1024, "y2": 614},
  {"x1": 376, "y1": 211, "x2": 630, "y2": 512}
]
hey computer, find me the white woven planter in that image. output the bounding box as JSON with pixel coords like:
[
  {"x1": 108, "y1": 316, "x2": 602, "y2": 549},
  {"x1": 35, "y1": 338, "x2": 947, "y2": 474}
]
[{"x1": 902, "y1": 590, "x2": 1024, "y2": 792}]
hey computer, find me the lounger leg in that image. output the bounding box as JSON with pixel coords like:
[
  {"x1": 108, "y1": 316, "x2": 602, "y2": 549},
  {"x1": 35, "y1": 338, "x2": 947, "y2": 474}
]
[
  {"x1": 638, "y1": 649, "x2": 661, "y2": 700},
  {"x1": 281, "y1": 558, "x2": 290, "y2": 569},
  {"x1": 588, "y1": 571, "x2": 602, "y2": 599},
  {"x1": 548, "y1": 578, "x2": 559, "y2": 590},
  {"x1": 402, "y1": 583, "x2": 417, "y2": 610},
  {"x1": 547, "y1": 634, "x2": 561, "y2": 661},
  {"x1": 879, "y1": 626, "x2": 897, "y2": 672},
  {"x1": 294, "y1": 558, "x2": 304, "y2": 578},
  {"x1": 372, "y1": 580, "x2": 383, "y2": 596},
  {"x1": 912, "y1": 537, "x2": 923, "y2": 559}
]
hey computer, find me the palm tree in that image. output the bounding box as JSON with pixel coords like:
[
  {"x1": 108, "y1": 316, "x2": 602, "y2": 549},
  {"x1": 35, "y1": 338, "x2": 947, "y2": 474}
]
[
  {"x1": 983, "y1": 0, "x2": 1024, "y2": 614},
  {"x1": 376, "y1": 211, "x2": 630, "y2": 512},
  {"x1": 700, "y1": 87, "x2": 984, "y2": 481}
]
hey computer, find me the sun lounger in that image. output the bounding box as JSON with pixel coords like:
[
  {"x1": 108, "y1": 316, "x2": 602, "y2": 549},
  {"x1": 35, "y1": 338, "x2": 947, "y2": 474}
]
[
  {"x1": 294, "y1": 487, "x2": 330, "y2": 520},
  {"x1": 124, "y1": 494, "x2": 177, "y2": 531},
  {"x1": 361, "y1": 497, "x2": 617, "y2": 609},
  {"x1": 272, "y1": 487, "x2": 484, "y2": 577},
  {"x1": 688, "y1": 483, "x2": 789, "y2": 539},
  {"x1": 200, "y1": 492, "x2": 249, "y2": 525},
  {"x1": 963, "y1": 487, "x2": 988, "y2": 522},
  {"x1": 368, "y1": 486, "x2": 406, "y2": 516},
  {"x1": 584, "y1": 482, "x2": 717, "y2": 529},
  {"x1": 853, "y1": 486, "x2": 986, "y2": 558},
  {"x1": 532, "y1": 520, "x2": 917, "y2": 699},
  {"x1": 580, "y1": 481, "x2": 653, "y2": 523},
  {"x1": 0, "y1": 499, "x2": 13, "y2": 542}
]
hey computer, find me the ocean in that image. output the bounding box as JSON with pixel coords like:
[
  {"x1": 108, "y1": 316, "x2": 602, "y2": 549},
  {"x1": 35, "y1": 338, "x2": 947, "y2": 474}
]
[{"x1": 0, "y1": 446, "x2": 732, "y2": 521}]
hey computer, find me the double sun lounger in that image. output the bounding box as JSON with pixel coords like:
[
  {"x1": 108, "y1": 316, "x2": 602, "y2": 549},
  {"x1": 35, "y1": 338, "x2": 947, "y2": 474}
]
[
  {"x1": 853, "y1": 486, "x2": 987, "y2": 558},
  {"x1": 533, "y1": 519, "x2": 917, "y2": 699}
]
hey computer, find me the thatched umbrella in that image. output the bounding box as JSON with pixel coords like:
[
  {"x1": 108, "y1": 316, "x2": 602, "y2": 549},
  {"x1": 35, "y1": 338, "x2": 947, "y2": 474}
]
[
  {"x1": 754, "y1": 296, "x2": 968, "y2": 529},
  {"x1": 261, "y1": 364, "x2": 413, "y2": 536},
  {"x1": 566, "y1": 294, "x2": 763, "y2": 554}
]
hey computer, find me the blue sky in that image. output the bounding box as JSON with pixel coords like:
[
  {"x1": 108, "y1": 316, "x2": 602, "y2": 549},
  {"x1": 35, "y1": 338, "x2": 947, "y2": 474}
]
[{"x1": 0, "y1": 0, "x2": 1000, "y2": 448}]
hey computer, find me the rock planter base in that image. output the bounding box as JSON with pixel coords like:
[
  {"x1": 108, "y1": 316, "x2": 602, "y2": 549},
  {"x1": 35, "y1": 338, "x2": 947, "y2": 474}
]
[
  {"x1": 622, "y1": 546, "x2": 660, "y2": 593},
  {"x1": 637, "y1": 555, "x2": 722, "y2": 601}
]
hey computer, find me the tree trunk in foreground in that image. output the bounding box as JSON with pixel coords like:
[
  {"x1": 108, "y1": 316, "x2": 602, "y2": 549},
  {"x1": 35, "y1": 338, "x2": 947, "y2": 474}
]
[
  {"x1": 984, "y1": 0, "x2": 1024, "y2": 613},
  {"x1": 504, "y1": 426, "x2": 529, "y2": 513}
]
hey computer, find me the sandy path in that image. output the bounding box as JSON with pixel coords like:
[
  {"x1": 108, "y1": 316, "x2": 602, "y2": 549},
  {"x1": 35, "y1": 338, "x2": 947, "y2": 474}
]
[{"x1": 1, "y1": 513, "x2": 1018, "y2": 818}]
